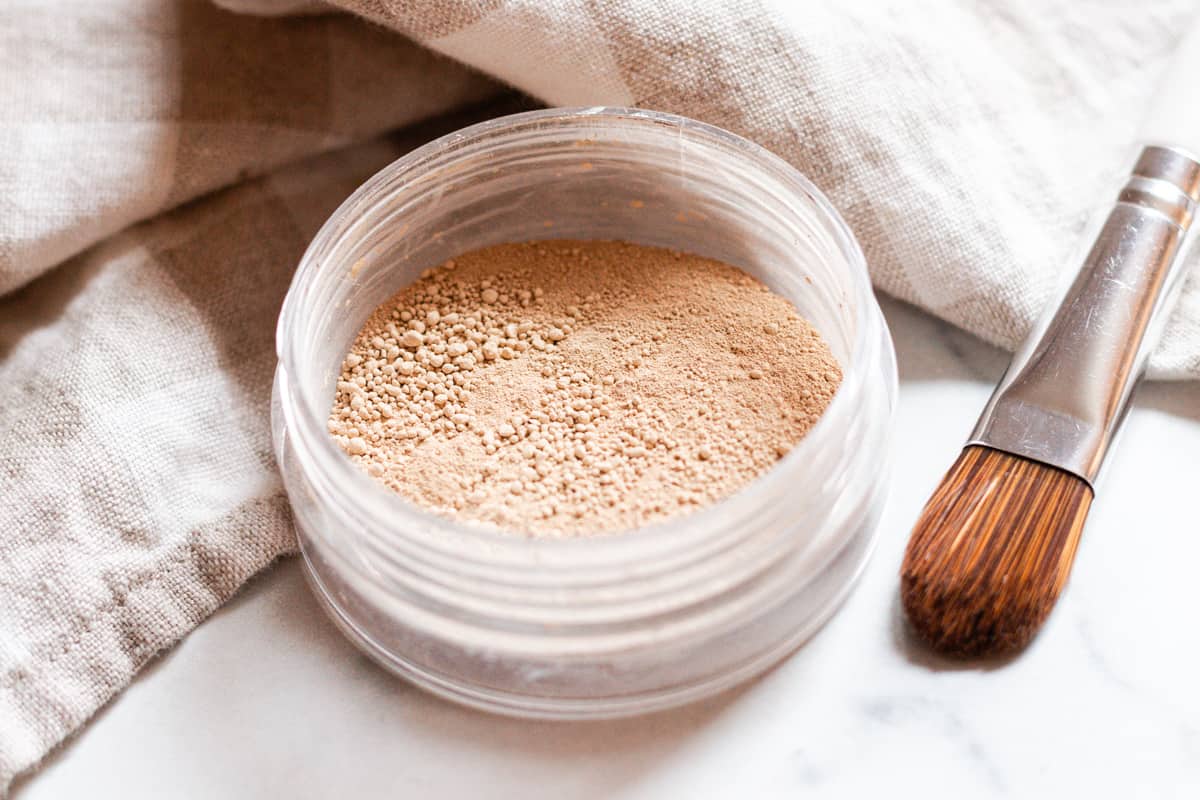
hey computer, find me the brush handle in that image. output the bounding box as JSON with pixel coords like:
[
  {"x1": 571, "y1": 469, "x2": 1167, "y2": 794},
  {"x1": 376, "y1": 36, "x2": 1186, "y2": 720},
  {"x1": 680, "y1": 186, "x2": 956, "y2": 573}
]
[
  {"x1": 968, "y1": 146, "x2": 1199, "y2": 485},
  {"x1": 968, "y1": 15, "x2": 1200, "y2": 486}
]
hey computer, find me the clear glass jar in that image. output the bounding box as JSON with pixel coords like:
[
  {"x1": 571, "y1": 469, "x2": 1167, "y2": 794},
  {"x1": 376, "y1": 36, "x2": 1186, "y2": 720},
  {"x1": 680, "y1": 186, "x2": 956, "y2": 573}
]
[{"x1": 272, "y1": 107, "x2": 897, "y2": 718}]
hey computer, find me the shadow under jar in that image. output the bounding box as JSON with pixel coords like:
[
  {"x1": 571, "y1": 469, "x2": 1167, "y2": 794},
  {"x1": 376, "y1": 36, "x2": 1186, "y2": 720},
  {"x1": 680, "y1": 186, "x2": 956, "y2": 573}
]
[{"x1": 272, "y1": 107, "x2": 898, "y2": 719}]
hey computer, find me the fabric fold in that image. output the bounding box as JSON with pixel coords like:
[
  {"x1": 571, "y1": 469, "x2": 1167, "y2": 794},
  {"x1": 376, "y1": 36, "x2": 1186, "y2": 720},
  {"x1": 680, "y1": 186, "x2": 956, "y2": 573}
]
[
  {"x1": 0, "y1": 113, "x2": 516, "y2": 790},
  {"x1": 234, "y1": 0, "x2": 1200, "y2": 378}
]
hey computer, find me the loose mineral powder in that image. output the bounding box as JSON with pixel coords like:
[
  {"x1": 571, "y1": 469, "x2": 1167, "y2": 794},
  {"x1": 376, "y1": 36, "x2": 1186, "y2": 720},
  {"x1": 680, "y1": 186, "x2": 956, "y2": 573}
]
[{"x1": 328, "y1": 240, "x2": 841, "y2": 536}]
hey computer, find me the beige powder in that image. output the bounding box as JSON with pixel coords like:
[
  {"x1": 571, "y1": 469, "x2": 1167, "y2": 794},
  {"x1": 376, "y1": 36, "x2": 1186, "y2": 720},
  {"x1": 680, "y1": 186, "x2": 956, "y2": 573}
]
[{"x1": 328, "y1": 240, "x2": 841, "y2": 537}]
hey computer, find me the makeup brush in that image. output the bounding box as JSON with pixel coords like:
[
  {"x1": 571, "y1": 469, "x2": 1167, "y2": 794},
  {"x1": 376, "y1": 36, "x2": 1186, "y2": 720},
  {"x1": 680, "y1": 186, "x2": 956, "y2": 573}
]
[{"x1": 900, "y1": 18, "x2": 1200, "y2": 658}]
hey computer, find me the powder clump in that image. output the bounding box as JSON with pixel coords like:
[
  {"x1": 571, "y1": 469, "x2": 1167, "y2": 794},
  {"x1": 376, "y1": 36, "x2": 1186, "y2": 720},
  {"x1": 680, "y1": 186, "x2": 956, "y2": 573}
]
[{"x1": 328, "y1": 240, "x2": 841, "y2": 537}]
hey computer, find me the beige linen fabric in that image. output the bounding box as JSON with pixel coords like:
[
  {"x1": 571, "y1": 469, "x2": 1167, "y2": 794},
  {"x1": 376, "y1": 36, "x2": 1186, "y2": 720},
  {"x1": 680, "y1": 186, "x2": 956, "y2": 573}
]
[
  {"x1": 0, "y1": 1, "x2": 505, "y2": 789},
  {"x1": 4, "y1": 0, "x2": 1200, "y2": 791}
]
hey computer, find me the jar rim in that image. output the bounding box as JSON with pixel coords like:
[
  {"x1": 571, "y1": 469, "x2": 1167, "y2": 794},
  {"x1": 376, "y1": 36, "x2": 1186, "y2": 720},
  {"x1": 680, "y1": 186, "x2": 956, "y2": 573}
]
[{"x1": 275, "y1": 106, "x2": 884, "y2": 569}]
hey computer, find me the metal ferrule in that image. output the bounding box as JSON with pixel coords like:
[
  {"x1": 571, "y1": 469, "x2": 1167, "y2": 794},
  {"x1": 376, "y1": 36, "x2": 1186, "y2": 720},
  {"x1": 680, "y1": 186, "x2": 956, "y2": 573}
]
[{"x1": 967, "y1": 145, "x2": 1200, "y2": 487}]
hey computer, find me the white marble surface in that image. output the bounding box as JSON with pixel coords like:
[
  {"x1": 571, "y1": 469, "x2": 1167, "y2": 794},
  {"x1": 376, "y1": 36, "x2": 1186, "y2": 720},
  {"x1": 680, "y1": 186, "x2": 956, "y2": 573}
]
[{"x1": 15, "y1": 297, "x2": 1200, "y2": 798}]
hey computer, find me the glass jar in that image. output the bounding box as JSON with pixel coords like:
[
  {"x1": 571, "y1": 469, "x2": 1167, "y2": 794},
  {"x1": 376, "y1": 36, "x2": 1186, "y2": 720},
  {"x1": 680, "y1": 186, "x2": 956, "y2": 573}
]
[{"x1": 272, "y1": 107, "x2": 897, "y2": 718}]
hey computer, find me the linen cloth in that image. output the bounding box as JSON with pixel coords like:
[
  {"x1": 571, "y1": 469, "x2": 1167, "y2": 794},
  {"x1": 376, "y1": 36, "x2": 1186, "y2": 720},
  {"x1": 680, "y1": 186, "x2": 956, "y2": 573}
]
[
  {"x1": 2, "y1": 0, "x2": 1199, "y2": 790},
  {"x1": 295, "y1": 0, "x2": 1200, "y2": 377},
  {"x1": 0, "y1": 2, "x2": 503, "y2": 790}
]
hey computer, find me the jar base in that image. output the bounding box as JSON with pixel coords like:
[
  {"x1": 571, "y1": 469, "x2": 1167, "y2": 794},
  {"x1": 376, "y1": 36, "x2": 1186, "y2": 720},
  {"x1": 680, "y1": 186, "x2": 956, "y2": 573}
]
[{"x1": 297, "y1": 519, "x2": 879, "y2": 720}]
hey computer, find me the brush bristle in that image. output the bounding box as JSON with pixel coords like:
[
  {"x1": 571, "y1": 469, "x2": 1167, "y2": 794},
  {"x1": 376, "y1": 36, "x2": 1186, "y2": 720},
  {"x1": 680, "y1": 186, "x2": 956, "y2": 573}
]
[{"x1": 900, "y1": 445, "x2": 1093, "y2": 657}]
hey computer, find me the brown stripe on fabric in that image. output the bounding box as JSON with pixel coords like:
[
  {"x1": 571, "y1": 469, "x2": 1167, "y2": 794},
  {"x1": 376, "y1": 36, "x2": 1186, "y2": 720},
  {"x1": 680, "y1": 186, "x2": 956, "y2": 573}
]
[
  {"x1": 324, "y1": 15, "x2": 506, "y2": 142},
  {"x1": 148, "y1": 183, "x2": 314, "y2": 405},
  {"x1": 335, "y1": 0, "x2": 506, "y2": 41},
  {"x1": 176, "y1": 0, "x2": 334, "y2": 127},
  {"x1": 166, "y1": 0, "x2": 335, "y2": 203},
  {"x1": 166, "y1": 1, "x2": 503, "y2": 206}
]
